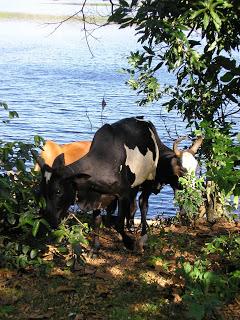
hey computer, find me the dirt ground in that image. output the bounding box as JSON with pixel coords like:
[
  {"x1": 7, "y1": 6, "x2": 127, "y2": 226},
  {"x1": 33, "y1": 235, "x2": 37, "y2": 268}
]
[{"x1": 0, "y1": 219, "x2": 239, "y2": 320}]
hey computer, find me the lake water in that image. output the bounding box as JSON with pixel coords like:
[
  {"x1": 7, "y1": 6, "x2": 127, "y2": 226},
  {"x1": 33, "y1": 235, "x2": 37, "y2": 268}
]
[{"x1": 1, "y1": 1, "x2": 234, "y2": 219}]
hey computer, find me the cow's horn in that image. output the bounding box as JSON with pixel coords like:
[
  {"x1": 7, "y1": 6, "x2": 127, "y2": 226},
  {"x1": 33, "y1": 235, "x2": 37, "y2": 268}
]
[
  {"x1": 173, "y1": 136, "x2": 189, "y2": 157},
  {"x1": 190, "y1": 136, "x2": 203, "y2": 154},
  {"x1": 31, "y1": 150, "x2": 45, "y2": 169}
]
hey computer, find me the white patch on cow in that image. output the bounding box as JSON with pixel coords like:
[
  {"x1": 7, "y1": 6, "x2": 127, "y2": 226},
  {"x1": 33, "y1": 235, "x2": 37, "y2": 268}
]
[
  {"x1": 119, "y1": 164, "x2": 123, "y2": 172},
  {"x1": 135, "y1": 117, "x2": 148, "y2": 122},
  {"x1": 44, "y1": 171, "x2": 52, "y2": 184},
  {"x1": 181, "y1": 152, "x2": 198, "y2": 173},
  {"x1": 149, "y1": 128, "x2": 159, "y2": 166},
  {"x1": 124, "y1": 128, "x2": 159, "y2": 187}
]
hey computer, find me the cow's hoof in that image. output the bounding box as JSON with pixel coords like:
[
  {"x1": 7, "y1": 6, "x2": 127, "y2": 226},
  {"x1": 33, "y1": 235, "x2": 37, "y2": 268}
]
[
  {"x1": 134, "y1": 234, "x2": 148, "y2": 253},
  {"x1": 87, "y1": 247, "x2": 100, "y2": 259},
  {"x1": 122, "y1": 234, "x2": 135, "y2": 251},
  {"x1": 93, "y1": 240, "x2": 101, "y2": 251}
]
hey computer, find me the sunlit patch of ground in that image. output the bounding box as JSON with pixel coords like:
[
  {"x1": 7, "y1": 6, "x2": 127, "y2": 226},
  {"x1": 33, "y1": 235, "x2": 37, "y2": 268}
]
[{"x1": 0, "y1": 219, "x2": 239, "y2": 319}]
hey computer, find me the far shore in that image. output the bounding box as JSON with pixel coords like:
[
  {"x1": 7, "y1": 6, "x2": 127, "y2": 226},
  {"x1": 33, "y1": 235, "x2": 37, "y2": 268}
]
[
  {"x1": 0, "y1": 0, "x2": 110, "y2": 22},
  {"x1": 0, "y1": 11, "x2": 108, "y2": 24}
]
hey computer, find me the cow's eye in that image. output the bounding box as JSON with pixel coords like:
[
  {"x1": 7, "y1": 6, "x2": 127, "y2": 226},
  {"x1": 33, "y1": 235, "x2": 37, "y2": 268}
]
[{"x1": 56, "y1": 189, "x2": 62, "y2": 196}]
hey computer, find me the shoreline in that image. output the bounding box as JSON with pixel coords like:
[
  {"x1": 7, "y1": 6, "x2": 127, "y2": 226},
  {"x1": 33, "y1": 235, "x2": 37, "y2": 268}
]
[
  {"x1": 0, "y1": 11, "x2": 108, "y2": 23},
  {"x1": 0, "y1": 0, "x2": 111, "y2": 22}
]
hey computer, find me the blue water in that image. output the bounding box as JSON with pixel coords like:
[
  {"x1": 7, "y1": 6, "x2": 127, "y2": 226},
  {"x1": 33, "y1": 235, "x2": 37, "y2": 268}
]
[{"x1": 2, "y1": 3, "x2": 237, "y2": 218}]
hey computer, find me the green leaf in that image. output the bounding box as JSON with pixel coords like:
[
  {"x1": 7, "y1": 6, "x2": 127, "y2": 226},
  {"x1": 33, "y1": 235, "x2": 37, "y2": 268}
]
[
  {"x1": 210, "y1": 9, "x2": 222, "y2": 31},
  {"x1": 203, "y1": 271, "x2": 215, "y2": 284},
  {"x1": 32, "y1": 220, "x2": 40, "y2": 237},
  {"x1": 19, "y1": 213, "x2": 34, "y2": 227},
  {"x1": 66, "y1": 257, "x2": 75, "y2": 267},
  {"x1": 119, "y1": 0, "x2": 129, "y2": 7},
  {"x1": 0, "y1": 305, "x2": 15, "y2": 315},
  {"x1": 58, "y1": 246, "x2": 68, "y2": 254},
  {"x1": 9, "y1": 111, "x2": 19, "y2": 119},
  {"x1": 188, "y1": 303, "x2": 205, "y2": 320},
  {"x1": 34, "y1": 135, "x2": 44, "y2": 147},
  {"x1": 30, "y1": 249, "x2": 38, "y2": 259},
  {"x1": 215, "y1": 56, "x2": 236, "y2": 70},
  {"x1": 0, "y1": 102, "x2": 8, "y2": 110},
  {"x1": 153, "y1": 61, "x2": 164, "y2": 72},
  {"x1": 7, "y1": 213, "x2": 16, "y2": 225},
  {"x1": 16, "y1": 159, "x2": 25, "y2": 171},
  {"x1": 190, "y1": 9, "x2": 205, "y2": 19},
  {"x1": 220, "y1": 72, "x2": 234, "y2": 82},
  {"x1": 22, "y1": 245, "x2": 30, "y2": 255},
  {"x1": 143, "y1": 46, "x2": 154, "y2": 55},
  {"x1": 184, "y1": 262, "x2": 192, "y2": 274},
  {"x1": 188, "y1": 40, "x2": 201, "y2": 47},
  {"x1": 207, "y1": 40, "x2": 217, "y2": 51},
  {"x1": 233, "y1": 196, "x2": 239, "y2": 209},
  {"x1": 203, "y1": 13, "x2": 210, "y2": 29},
  {"x1": 39, "y1": 218, "x2": 50, "y2": 229},
  {"x1": 4, "y1": 202, "x2": 14, "y2": 213},
  {"x1": 237, "y1": 133, "x2": 240, "y2": 142}
]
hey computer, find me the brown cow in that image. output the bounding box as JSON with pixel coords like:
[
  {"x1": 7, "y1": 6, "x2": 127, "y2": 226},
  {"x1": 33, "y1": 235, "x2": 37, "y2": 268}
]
[{"x1": 34, "y1": 140, "x2": 91, "y2": 171}]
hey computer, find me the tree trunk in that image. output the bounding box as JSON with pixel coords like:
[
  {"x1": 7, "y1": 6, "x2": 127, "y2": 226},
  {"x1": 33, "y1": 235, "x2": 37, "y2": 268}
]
[{"x1": 201, "y1": 180, "x2": 226, "y2": 223}]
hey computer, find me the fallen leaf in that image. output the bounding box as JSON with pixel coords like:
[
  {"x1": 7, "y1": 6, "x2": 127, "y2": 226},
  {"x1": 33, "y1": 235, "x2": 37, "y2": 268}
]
[
  {"x1": 95, "y1": 270, "x2": 112, "y2": 280},
  {"x1": 173, "y1": 292, "x2": 182, "y2": 303},
  {"x1": 96, "y1": 283, "x2": 110, "y2": 295},
  {"x1": 27, "y1": 311, "x2": 54, "y2": 319},
  {"x1": 84, "y1": 266, "x2": 96, "y2": 275},
  {"x1": 52, "y1": 285, "x2": 76, "y2": 294}
]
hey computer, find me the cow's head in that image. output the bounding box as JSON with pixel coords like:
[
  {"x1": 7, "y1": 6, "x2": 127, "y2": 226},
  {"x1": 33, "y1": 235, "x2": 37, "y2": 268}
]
[
  {"x1": 35, "y1": 152, "x2": 113, "y2": 229},
  {"x1": 35, "y1": 153, "x2": 77, "y2": 228},
  {"x1": 173, "y1": 136, "x2": 203, "y2": 177},
  {"x1": 168, "y1": 136, "x2": 203, "y2": 190},
  {"x1": 173, "y1": 136, "x2": 203, "y2": 173}
]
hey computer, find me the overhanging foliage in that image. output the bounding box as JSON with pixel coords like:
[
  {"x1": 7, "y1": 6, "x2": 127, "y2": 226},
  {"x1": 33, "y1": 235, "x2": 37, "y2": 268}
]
[{"x1": 107, "y1": 0, "x2": 240, "y2": 203}]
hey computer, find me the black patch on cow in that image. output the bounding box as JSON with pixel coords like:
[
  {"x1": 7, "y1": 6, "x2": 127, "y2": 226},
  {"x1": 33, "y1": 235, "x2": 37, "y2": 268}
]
[
  {"x1": 111, "y1": 117, "x2": 158, "y2": 161},
  {"x1": 125, "y1": 165, "x2": 136, "y2": 186}
]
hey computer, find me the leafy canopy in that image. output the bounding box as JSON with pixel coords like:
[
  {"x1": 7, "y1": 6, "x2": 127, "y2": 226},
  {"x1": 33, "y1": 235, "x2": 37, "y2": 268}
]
[{"x1": 108, "y1": 0, "x2": 240, "y2": 197}]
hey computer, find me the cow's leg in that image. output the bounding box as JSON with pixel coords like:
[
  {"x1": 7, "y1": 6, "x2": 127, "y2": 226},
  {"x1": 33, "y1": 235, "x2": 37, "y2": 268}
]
[
  {"x1": 104, "y1": 198, "x2": 118, "y2": 227},
  {"x1": 92, "y1": 209, "x2": 102, "y2": 250},
  {"x1": 137, "y1": 188, "x2": 151, "y2": 252},
  {"x1": 126, "y1": 189, "x2": 138, "y2": 230},
  {"x1": 116, "y1": 197, "x2": 134, "y2": 250}
]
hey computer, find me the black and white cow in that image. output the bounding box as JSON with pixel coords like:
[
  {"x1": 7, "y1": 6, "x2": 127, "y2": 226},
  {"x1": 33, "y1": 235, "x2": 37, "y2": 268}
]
[
  {"x1": 36, "y1": 116, "x2": 202, "y2": 251},
  {"x1": 36, "y1": 116, "x2": 161, "y2": 250}
]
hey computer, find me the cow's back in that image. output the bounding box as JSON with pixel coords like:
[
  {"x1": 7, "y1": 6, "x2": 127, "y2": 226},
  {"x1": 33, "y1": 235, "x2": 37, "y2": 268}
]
[
  {"x1": 72, "y1": 117, "x2": 161, "y2": 191},
  {"x1": 34, "y1": 140, "x2": 62, "y2": 170},
  {"x1": 62, "y1": 141, "x2": 91, "y2": 165},
  {"x1": 34, "y1": 140, "x2": 91, "y2": 171}
]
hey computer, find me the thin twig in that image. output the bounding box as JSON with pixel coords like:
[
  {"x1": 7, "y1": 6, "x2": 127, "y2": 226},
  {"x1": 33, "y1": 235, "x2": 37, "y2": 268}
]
[
  {"x1": 46, "y1": 9, "x2": 83, "y2": 36},
  {"x1": 159, "y1": 113, "x2": 174, "y2": 140},
  {"x1": 44, "y1": 0, "x2": 98, "y2": 57},
  {"x1": 85, "y1": 109, "x2": 93, "y2": 132}
]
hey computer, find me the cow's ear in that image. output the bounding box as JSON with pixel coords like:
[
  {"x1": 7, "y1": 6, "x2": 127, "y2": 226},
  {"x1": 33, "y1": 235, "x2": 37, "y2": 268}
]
[
  {"x1": 42, "y1": 163, "x2": 53, "y2": 173},
  {"x1": 171, "y1": 157, "x2": 181, "y2": 176},
  {"x1": 52, "y1": 153, "x2": 65, "y2": 170}
]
